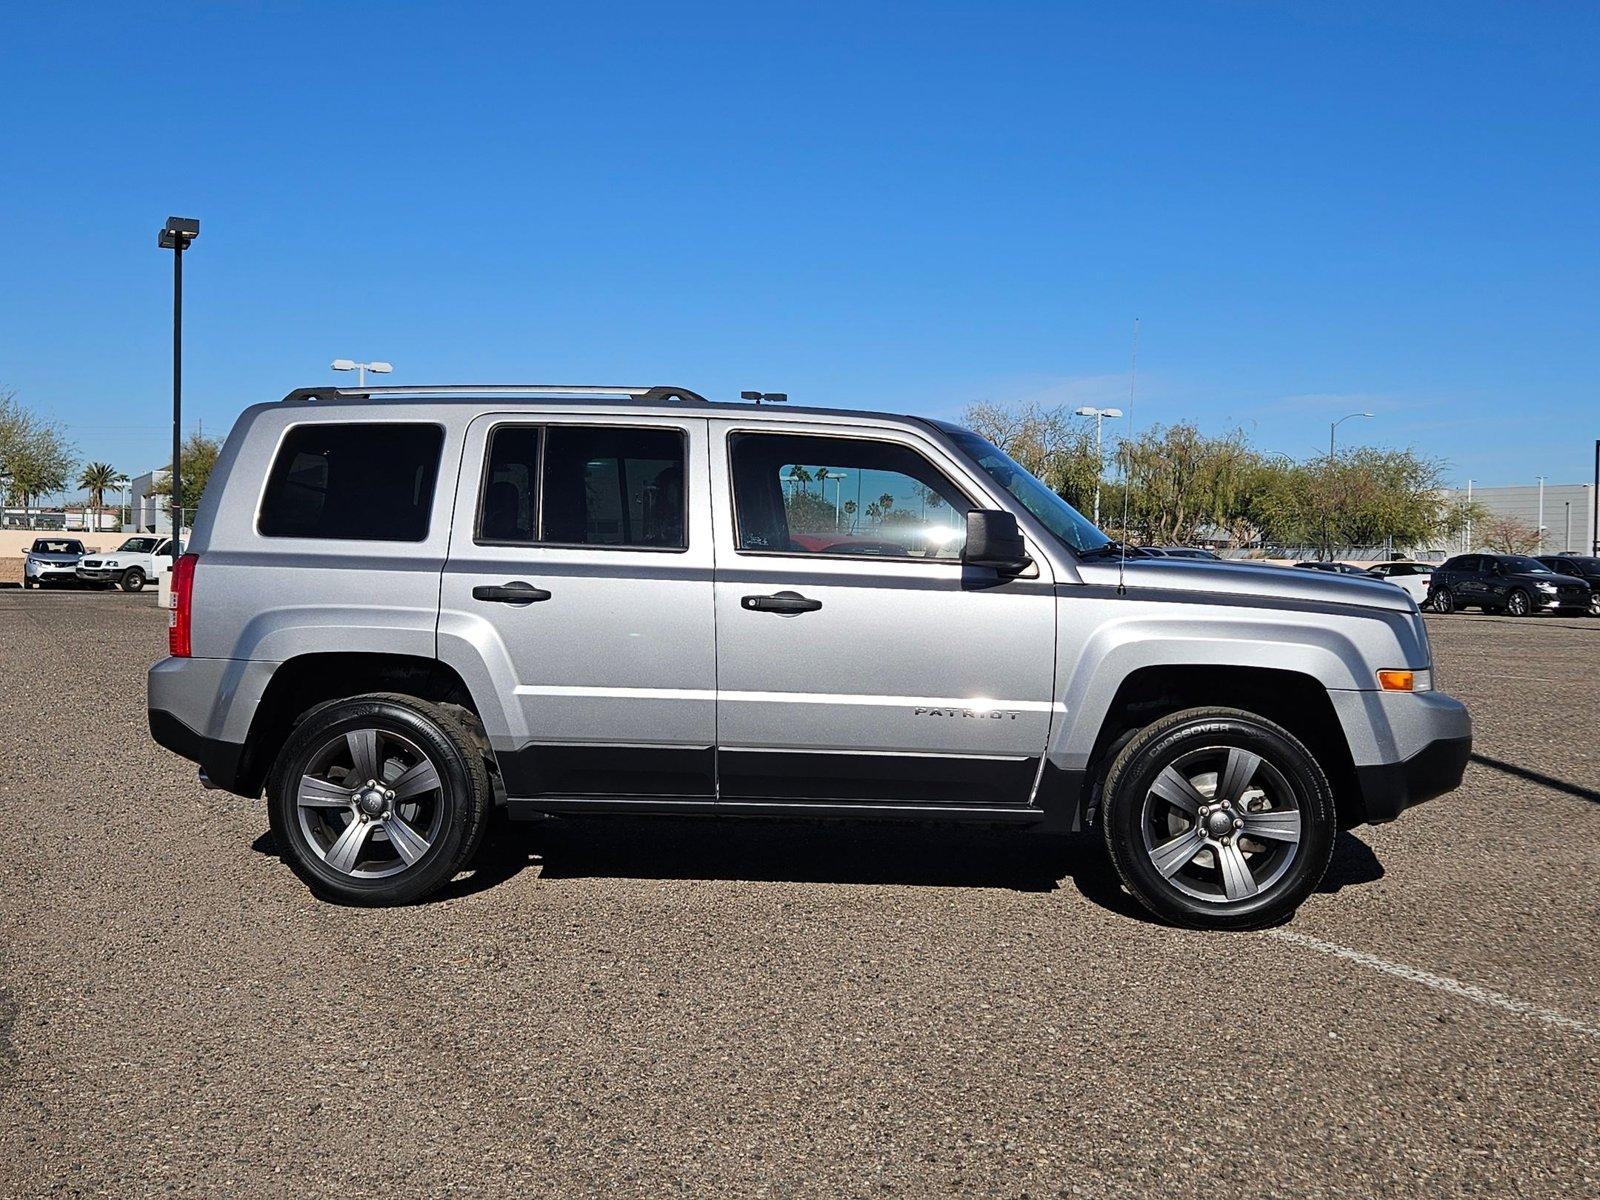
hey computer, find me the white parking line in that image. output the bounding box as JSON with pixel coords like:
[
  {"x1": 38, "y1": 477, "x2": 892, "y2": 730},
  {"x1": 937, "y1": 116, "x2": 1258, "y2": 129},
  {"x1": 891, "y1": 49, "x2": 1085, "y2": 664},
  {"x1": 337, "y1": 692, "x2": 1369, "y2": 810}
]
[{"x1": 1268, "y1": 930, "x2": 1600, "y2": 1041}]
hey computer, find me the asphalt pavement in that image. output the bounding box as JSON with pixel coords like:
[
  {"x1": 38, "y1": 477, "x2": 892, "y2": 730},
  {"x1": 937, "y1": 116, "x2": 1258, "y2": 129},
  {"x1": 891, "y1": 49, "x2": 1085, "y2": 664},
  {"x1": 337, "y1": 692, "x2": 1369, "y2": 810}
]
[{"x1": 1, "y1": 591, "x2": 1596, "y2": 1198}]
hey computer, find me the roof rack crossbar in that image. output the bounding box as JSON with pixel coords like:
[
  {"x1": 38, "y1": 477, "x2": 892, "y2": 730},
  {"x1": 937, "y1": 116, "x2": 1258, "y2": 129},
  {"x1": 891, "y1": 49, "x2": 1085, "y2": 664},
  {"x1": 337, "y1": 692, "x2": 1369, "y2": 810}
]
[{"x1": 279, "y1": 384, "x2": 710, "y2": 405}]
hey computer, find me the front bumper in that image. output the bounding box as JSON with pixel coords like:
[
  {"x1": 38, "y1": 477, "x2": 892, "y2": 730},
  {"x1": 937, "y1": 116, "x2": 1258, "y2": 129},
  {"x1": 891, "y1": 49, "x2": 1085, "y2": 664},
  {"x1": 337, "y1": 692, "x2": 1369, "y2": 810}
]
[
  {"x1": 1353, "y1": 734, "x2": 1472, "y2": 823},
  {"x1": 25, "y1": 562, "x2": 80, "y2": 580},
  {"x1": 76, "y1": 567, "x2": 118, "y2": 582}
]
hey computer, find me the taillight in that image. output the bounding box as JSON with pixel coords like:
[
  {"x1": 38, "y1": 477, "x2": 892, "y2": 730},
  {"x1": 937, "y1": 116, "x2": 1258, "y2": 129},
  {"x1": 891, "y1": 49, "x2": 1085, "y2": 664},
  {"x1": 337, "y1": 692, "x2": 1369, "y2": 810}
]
[{"x1": 169, "y1": 553, "x2": 198, "y2": 657}]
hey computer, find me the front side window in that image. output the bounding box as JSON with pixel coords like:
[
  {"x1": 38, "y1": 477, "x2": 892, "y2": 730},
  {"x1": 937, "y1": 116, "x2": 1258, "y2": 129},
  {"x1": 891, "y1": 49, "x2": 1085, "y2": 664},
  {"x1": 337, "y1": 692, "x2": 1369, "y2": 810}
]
[
  {"x1": 259, "y1": 423, "x2": 444, "y2": 541},
  {"x1": 729, "y1": 432, "x2": 970, "y2": 559},
  {"x1": 477, "y1": 424, "x2": 687, "y2": 550},
  {"x1": 1496, "y1": 556, "x2": 1555, "y2": 575}
]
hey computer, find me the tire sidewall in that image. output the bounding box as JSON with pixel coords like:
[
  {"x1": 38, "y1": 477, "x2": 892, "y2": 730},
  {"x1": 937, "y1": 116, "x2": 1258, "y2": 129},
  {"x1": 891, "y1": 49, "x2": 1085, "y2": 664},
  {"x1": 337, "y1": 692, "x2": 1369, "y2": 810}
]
[
  {"x1": 1103, "y1": 711, "x2": 1336, "y2": 930},
  {"x1": 267, "y1": 698, "x2": 479, "y2": 904}
]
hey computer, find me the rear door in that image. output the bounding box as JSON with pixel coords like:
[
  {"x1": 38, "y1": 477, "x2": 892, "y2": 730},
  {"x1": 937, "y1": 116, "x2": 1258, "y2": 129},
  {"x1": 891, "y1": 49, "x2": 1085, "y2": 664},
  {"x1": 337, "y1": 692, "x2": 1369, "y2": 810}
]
[
  {"x1": 709, "y1": 418, "x2": 1057, "y2": 808},
  {"x1": 438, "y1": 411, "x2": 716, "y2": 799}
]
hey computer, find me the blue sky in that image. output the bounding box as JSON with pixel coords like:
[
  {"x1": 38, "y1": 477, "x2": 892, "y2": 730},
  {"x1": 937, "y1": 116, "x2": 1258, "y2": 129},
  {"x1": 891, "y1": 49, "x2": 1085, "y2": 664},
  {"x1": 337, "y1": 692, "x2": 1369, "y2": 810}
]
[{"x1": 2, "y1": 1, "x2": 1595, "y2": 497}]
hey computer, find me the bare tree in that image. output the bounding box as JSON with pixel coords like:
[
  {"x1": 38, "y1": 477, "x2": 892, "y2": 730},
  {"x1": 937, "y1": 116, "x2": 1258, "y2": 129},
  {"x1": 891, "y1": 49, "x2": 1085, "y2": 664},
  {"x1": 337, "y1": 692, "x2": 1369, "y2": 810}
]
[{"x1": 1476, "y1": 514, "x2": 1542, "y2": 554}]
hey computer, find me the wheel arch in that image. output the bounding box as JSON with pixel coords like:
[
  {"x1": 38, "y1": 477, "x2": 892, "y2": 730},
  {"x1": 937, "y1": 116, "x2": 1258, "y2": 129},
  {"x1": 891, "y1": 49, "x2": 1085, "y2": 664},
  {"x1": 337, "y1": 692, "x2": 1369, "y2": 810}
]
[
  {"x1": 1068, "y1": 664, "x2": 1362, "y2": 830},
  {"x1": 235, "y1": 652, "x2": 488, "y2": 798}
]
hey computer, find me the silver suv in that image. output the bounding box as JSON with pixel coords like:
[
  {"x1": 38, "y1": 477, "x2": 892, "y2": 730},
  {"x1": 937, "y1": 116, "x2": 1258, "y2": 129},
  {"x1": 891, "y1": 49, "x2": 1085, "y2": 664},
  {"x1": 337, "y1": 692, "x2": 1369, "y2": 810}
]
[{"x1": 147, "y1": 384, "x2": 1471, "y2": 929}]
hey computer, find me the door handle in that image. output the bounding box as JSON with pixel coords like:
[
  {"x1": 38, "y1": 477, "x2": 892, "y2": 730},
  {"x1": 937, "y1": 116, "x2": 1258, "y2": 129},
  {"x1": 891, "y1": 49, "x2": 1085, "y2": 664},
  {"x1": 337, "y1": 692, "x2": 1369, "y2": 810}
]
[
  {"x1": 473, "y1": 581, "x2": 552, "y2": 605},
  {"x1": 741, "y1": 590, "x2": 822, "y2": 614}
]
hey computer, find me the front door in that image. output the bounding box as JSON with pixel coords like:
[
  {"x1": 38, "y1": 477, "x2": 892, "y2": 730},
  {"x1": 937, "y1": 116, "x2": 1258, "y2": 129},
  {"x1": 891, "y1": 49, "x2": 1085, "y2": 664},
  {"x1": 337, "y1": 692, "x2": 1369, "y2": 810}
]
[
  {"x1": 709, "y1": 419, "x2": 1057, "y2": 808},
  {"x1": 439, "y1": 411, "x2": 716, "y2": 798}
]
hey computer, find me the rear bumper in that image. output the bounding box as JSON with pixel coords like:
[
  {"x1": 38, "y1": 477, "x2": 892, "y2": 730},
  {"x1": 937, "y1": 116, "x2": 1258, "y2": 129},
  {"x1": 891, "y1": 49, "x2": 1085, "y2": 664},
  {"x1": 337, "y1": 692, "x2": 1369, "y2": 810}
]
[
  {"x1": 1353, "y1": 734, "x2": 1472, "y2": 823},
  {"x1": 149, "y1": 707, "x2": 249, "y2": 795}
]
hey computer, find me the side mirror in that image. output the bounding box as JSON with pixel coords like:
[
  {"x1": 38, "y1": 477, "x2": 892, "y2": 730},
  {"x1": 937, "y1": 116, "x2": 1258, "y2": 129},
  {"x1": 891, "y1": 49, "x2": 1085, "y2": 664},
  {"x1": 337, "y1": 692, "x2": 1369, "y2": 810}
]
[{"x1": 963, "y1": 509, "x2": 1032, "y2": 573}]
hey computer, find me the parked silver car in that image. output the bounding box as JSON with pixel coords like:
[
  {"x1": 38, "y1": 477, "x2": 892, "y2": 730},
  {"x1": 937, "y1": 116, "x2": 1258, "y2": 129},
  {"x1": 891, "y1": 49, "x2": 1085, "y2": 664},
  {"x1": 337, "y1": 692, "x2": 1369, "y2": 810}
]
[
  {"x1": 22, "y1": 537, "x2": 86, "y2": 587},
  {"x1": 147, "y1": 384, "x2": 1471, "y2": 928}
]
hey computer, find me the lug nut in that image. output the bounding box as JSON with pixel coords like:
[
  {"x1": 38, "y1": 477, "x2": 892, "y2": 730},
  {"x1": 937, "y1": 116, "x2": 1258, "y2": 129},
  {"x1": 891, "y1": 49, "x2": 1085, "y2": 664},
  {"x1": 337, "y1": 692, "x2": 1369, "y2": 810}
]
[{"x1": 1234, "y1": 818, "x2": 1244, "y2": 829}]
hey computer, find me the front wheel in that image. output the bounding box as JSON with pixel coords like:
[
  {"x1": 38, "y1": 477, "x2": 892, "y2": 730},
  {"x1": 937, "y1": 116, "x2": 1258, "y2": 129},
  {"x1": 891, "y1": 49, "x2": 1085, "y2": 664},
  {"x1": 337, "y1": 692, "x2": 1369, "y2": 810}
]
[
  {"x1": 266, "y1": 693, "x2": 492, "y2": 905},
  {"x1": 1588, "y1": 591, "x2": 1600, "y2": 618},
  {"x1": 1100, "y1": 707, "x2": 1336, "y2": 930},
  {"x1": 120, "y1": 567, "x2": 146, "y2": 592},
  {"x1": 1505, "y1": 588, "x2": 1531, "y2": 617},
  {"x1": 1429, "y1": 587, "x2": 1456, "y2": 614}
]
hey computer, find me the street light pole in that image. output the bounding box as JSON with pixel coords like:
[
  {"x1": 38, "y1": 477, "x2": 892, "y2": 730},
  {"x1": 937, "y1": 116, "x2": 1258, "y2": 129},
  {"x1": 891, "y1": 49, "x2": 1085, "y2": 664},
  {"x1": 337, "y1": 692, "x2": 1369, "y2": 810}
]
[
  {"x1": 1074, "y1": 405, "x2": 1123, "y2": 528},
  {"x1": 331, "y1": 359, "x2": 394, "y2": 387},
  {"x1": 1465, "y1": 479, "x2": 1475, "y2": 552},
  {"x1": 1324, "y1": 411, "x2": 1373, "y2": 560},
  {"x1": 1537, "y1": 476, "x2": 1546, "y2": 554},
  {"x1": 158, "y1": 217, "x2": 199, "y2": 555}
]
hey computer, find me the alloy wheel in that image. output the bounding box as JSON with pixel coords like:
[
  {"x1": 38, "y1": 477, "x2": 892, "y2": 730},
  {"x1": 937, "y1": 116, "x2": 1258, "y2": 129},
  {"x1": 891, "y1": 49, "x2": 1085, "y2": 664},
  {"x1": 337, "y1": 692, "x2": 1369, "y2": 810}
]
[
  {"x1": 1507, "y1": 590, "x2": 1530, "y2": 617},
  {"x1": 1139, "y1": 746, "x2": 1303, "y2": 904},
  {"x1": 295, "y1": 727, "x2": 445, "y2": 878}
]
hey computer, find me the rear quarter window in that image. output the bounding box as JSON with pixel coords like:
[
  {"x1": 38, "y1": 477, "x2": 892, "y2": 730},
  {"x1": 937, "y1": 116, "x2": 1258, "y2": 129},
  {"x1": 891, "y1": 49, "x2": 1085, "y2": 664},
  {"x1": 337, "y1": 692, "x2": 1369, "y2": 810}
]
[{"x1": 258, "y1": 422, "x2": 445, "y2": 541}]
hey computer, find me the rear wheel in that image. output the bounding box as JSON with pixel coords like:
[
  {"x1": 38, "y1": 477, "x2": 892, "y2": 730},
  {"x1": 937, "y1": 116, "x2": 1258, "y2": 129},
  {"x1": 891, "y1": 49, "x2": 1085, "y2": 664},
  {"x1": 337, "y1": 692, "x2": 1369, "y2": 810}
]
[
  {"x1": 1505, "y1": 588, "x2": 1531, "y2": 617},
  {"x1": 1101, "y1": 707, "x2": 1336, "y2": 930},
  {"x1": 266, "y1": 694, "x2": 491, "y2": 905},
  {"x1": 1588, "y1": 591, "x2": 1600, "y2": 618},
  {"x1": 120, "y1": 567, "x2": 146, "y2": 592}
]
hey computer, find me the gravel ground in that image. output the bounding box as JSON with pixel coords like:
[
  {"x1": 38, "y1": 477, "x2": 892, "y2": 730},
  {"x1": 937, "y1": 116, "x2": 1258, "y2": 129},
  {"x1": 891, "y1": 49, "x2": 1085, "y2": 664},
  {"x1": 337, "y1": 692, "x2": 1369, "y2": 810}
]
[{"x1": 1, "y1": 591, "x2": 1596, "y2": 1198}]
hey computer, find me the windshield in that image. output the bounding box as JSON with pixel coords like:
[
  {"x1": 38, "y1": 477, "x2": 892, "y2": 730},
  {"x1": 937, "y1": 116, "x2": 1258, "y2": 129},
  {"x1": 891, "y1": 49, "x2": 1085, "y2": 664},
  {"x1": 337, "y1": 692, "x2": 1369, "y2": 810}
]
[
  {"x1": 944, "y1": 427, "x2": 1113, "y2": 555},
  {"x1": 118, "y1": 537, "x2": 160, "y2": 553},
  {"x1": 31, "y1": 539, "x2": 81, "y2": 554},
  {"x1": 1499, "y1": 556, "x2": 1554, "y2": 574}
]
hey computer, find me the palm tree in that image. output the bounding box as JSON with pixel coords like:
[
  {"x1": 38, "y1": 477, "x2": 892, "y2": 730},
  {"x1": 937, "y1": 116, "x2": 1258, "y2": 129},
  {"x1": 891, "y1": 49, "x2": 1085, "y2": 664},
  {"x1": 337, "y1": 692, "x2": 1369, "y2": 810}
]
[{"x1": 78, "y1": 461, "x2": 117, "y2": 532}]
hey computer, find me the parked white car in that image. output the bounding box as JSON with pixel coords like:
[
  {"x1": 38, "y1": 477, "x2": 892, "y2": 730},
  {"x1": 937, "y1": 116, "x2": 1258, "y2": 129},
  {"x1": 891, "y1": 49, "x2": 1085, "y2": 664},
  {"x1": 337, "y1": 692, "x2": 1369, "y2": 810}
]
[
  {"x1": 1364, "y1": 561, "x2": 1434, "y2": 607},
  {"x1": 77, "y1": 536, "x2": 174, "y2": 592},
  {"x1": 23, "y1": 537, "x2": 86, "y2": 587}
]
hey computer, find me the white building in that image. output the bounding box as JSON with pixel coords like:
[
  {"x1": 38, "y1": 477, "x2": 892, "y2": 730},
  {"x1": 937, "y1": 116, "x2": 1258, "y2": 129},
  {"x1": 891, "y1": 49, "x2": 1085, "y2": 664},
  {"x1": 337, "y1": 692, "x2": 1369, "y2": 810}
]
[
  {"x1": 128, "y1": 468, "x2": 172, "y2": 534},
  {"x1": 1438, "y1": 482, "x2": 1595, "y2": 556}
]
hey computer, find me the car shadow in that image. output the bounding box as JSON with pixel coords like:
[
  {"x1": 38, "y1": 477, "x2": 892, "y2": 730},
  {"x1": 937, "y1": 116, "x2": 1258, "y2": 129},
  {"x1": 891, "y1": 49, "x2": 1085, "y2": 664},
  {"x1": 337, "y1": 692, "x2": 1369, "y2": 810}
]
[
  {"x1": 1470, "y1": 753, "x2": 1600, "y2": 805},
  {"x1": 251, "y1": 818, "x2": 1387, "y2": 917}
]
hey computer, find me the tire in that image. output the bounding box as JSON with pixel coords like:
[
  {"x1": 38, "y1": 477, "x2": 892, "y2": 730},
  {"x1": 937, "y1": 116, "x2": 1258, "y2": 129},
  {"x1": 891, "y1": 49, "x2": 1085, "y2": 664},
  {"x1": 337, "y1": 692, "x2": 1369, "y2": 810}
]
[
  {"x1": 266, "y1": 693, "x2": 492, "y2": 905},
  {"x1": 1100, "y1": 707, "x2": 1336, "y2": 931},
  {"x1": 1429, "y1": 587, "x2": 1455, "y2": 614},
  {"x1": 1588, "y1": 592, "x2": 1600, "y2": 618},
  {"x1": 120, "y1": 567, "x2": 146, "y2": 593},
  {"x1": 1505, "y1": 588, "x2": 1531, "y2": 617}
]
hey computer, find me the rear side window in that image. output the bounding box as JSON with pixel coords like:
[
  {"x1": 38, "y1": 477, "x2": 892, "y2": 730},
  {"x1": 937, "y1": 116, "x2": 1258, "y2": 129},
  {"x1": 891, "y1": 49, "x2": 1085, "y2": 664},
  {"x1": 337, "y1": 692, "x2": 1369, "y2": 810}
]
[
  {"x1": 476, "y1": 424, "x2": 687, "y2": 550},
  {"x1": 259, "y1": 423, "x2": 444, "y2": 541}
]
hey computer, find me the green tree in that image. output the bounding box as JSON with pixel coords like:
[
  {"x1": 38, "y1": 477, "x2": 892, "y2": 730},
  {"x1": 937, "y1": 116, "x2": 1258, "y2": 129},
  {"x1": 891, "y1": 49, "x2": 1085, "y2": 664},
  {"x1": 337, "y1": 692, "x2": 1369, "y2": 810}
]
[
  {"x1": 0, "y1": 389, "x2": 76, "y2": 513},
  {"x1": 961, "y1": 400, "x2": 1102, "y2": 512},
  {"x1": 149, "y1": 431, "x2": 223, "y2": 525},
  {"x1": 78, "y1": 461, "x2": 119, "y2": 526}
]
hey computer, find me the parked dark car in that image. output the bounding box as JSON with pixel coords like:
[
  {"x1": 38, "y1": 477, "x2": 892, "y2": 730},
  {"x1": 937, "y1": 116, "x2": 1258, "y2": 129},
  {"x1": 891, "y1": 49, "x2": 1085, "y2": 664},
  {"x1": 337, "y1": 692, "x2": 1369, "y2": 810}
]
[
  {"x1": 1429, "y1": 554, "x2": 1591, "y2": 616},
  {"x1": 1147, "y1": 546, "x2": 1222, "y2": 560},
  {"x1": 1535, "y1": 555, "x2": 1600, "y2": 616},
  {"x1": 1294, "y1": 561, "x2": 1368, "y2": 576}
]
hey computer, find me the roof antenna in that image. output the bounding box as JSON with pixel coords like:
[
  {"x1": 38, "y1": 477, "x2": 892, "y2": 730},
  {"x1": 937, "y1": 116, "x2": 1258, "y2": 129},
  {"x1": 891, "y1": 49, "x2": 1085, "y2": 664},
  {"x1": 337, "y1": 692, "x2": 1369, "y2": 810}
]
[{"x1": 1117, "y1": 317, "x2": 1139, "y2": 596}]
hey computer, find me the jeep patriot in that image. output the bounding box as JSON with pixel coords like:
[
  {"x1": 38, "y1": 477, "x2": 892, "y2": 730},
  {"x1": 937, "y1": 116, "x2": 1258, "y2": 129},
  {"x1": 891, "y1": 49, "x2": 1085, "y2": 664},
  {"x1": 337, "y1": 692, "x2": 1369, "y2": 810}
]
[{"x1": 147, "y1": 384, "x2": 1471, "y2": 928}]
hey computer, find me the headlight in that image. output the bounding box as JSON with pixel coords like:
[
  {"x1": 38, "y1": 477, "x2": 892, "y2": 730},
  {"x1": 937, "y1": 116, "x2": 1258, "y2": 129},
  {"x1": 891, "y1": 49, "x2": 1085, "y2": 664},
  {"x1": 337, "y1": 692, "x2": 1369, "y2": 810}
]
[
  {"x1": 1536, "y1": 581, "x2": 1558, "y2": 591},
  {"x1": 104, "y1": 560, "x2": 119, "y2": 569}
]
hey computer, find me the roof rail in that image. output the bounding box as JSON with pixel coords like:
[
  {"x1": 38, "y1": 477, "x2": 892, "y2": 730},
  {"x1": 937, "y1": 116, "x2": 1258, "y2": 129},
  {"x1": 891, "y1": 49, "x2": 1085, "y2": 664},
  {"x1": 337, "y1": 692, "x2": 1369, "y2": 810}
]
[{"x1": 279, "y1": 384, "x2": 711, "y2": 405}]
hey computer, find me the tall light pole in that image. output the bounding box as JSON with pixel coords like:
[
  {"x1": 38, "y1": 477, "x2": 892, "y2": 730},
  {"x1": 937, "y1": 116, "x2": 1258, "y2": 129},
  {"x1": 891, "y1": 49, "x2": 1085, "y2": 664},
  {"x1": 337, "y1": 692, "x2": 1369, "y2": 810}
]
[
  {"x1": 1536, "y1": 476, "x2": 1546, "y2": 554},
  {"x1": 818, "y1": 470, "x2": 848, "y2": 529},
  {"x1": 158, "y1": 217, "x2": 199, "y2": 554},
  {"x1": 1075, "y1": 405, "x2": 1123, "y2": 528},
  {"x1": 1324, "y1": 411, "x2": 1373, "y2": 559},
  {"x1": 1464, "y1": 479, "x2": 1475, "y2": 552},
  {"x1": 331, "y1": 359, "x2": 394, "y2": 386}
]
